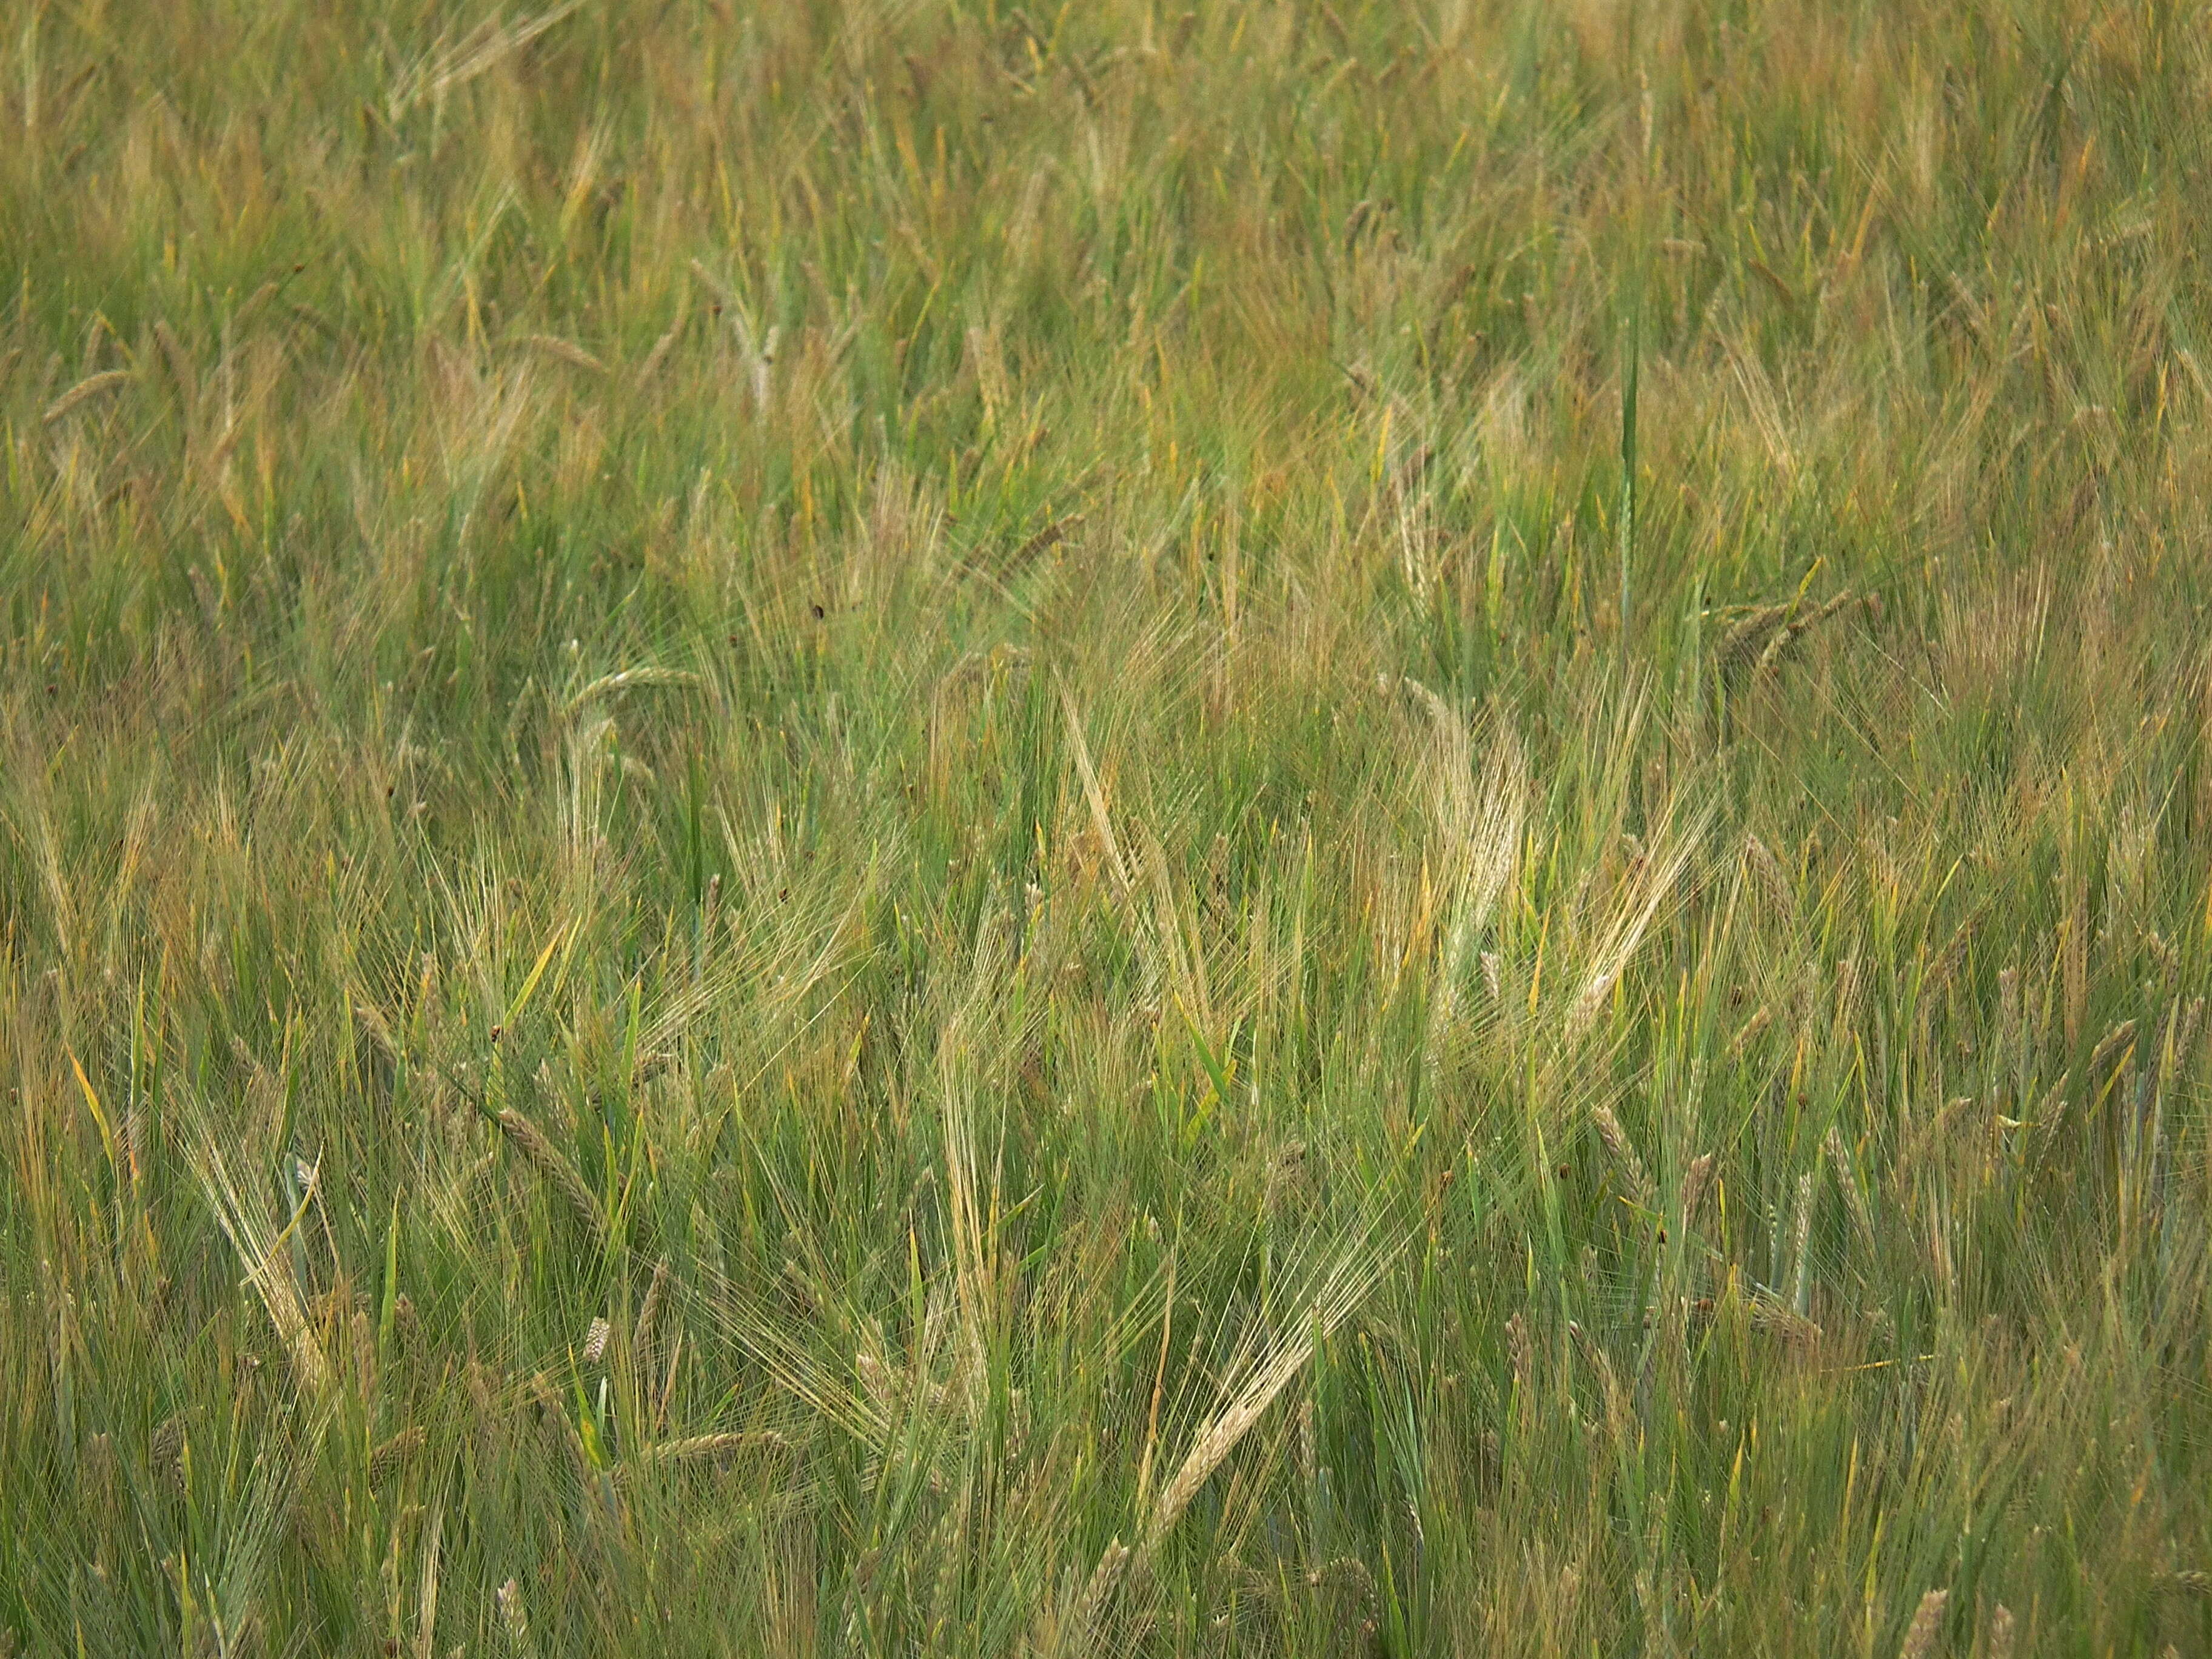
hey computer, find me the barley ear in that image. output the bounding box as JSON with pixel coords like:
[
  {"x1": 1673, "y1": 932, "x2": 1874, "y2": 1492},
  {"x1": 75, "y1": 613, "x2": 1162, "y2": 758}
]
[
  {"x1": 154, "y1": 320, "x2": 198, "y2": 408},
  {"x1": 1058, "y1": 1538, "x2": 1130, "y2": 1656},
  {"x1": 1825, "y1": 1127, "x2": 1879, "y2": 1259},
  {"x1": 1899, "y1": 1589, "x2": 1947, "y2": 1659},
  {"x1": 1591, "y1": 1104, "x2": 1657, "y2": 1211},
  {"x1": 1680, "y1": 1153, "x2": 1716, "y2": 1231},
  {"x1": 1987, "y1": 1602, "x2": 2016, "y2": 1659},
  {"x1": 42, "y1": 367, "x2": 133, "y2": 424},
  {"x1": 634, "y1": 1258, "x2": 671, "y2": 1362},
  {"x1": 497, "y1": 1109, "x2": 606, "y2": 1245}
]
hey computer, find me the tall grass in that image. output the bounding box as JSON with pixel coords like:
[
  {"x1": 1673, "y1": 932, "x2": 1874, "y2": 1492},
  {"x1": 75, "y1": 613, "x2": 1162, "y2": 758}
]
[{"x1": 4, "y1": 0, "x2": 2211, "y2": 1652}]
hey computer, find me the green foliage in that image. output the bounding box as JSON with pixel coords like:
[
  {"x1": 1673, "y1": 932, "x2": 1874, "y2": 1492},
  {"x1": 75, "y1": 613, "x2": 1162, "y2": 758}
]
[{"x1": 4, "y1": 0, "x2": 2212, "y2": 1652}]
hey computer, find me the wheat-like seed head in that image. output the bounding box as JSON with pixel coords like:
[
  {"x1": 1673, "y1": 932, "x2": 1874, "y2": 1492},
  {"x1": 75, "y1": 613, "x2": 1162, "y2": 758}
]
[
  {"x1": 635, "y1": 319, "x2": 682, "y2": 388},
  {"x1": 1744, "y1": 833, "x2": 1792, "y2": 913},
  {"x1": 153, "y1": 320, "x2": 198, "y2": 407},
  {"x1": 42, "y1": 367, "x2": 133, "y2": 424},
  {"x1": 496, "y1": 1109, "x2": 605, "y2": 1244},
  {"x1": 1058, "y1": 1538, "x2": 1129, "y2": 1656},
  {"x1": 1825, "y1": 1128, "x2": 1879, "y2": 1258},
  {"x1": 185, "y1": 1129, "x2": 332, "y2": 1394},
  {"x1": 1789, "y1": 1170, "x2": 1816, "y2": 1312},
  {"x1": 613, "y1": 1430, "x2": 788, "y2": 1481},
  {"x1": 1506, "y1": 1311, "x2": 1533, "y2": 1388},
  {"x1": 1568, "y1": 806, "x2": 1711, "y2": 1042},
  {"x1": 497, "y1": 1577, "x2": 528, "y2": 1644},
  {"x1": 1987, "y1": 1602, "x2": 2016, "y2": 1659},
  {"x1": 1681, "y1": 1153, "x2": 1716, "y2": 1230},
  {"x1": 1899, "y1": 1588, "x2": 1947, "y2": 1659},
  {"x1": 1142, "y1": 1222, "x2": 1396, "y2": 1554},
  {"x1": 519, "y1": 332, "x2": 607, "y2": 375},
  {"x1": 634, "y1": 1258, "x2": 671, "y2": 1361},
  {"x1": 1592, "y1": 1104, "x2": 1657, "y2": 1210}
]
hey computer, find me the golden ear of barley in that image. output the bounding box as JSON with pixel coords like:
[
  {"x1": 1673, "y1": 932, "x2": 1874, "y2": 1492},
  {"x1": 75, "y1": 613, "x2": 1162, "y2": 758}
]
[
  {"x1": 531, "y1": 1374, "x2": 596, "y2": 1481},
  {"x1": 497, "y1": 1108, "x2": 605, "y2": 1244},
  {"x1": 2088, "y1": 1018, "x2": 2138, "y2": 1082},
  {"x1": 370, "y1": 1424, "x2": 426, "y2": 1477},
  {"x1": 231, "y1": 279, "x2": 280, "y2": 329},
  {"x1": 1591, "y1": 1105, "x2": 1657, "y2": 1210},
  {"x1": 1752, "y1": 590, "x2": 1858, "y2": 672},
  {"x1": 355, "y1": 1002, "x2": 401, "y2": 1061},
  {"x1": 1680, "y1": 1153, "x2": 1715, "y2": 1230},
  {"x1": 290, "y1": 301, "x2": 341, "y2": 341},
  {"x1": 1728, "y1": 1002, "x2": 1774, "y2": 1057},
  {"x1": 1924, "y1": 911, "x2": 1979, "y2": 991},
  {"x1": 1897, "y1": 1097, "x2": 1976, "y2": 1181},
  {"x1": 153, "y1": 320, "x2": 198, "y2": 407},
  {"x1": 1004, "y1": 517, "x2": 1073, "y2": 572},
  {"x1": 1568, "y1": 970, "x2": 1618, "y2": 1037},
  {"x1": 1744, "y1": 834, "x2": 1791, "y2": 911},
  {"x1": 636, "y1": 320, "x2": 682, "y2": 387},
  {"x1": 42, "y1": 367, "x2": 133, "y2": 424},
  {"x1": 520, "y1": 332, "x2": 607, "y2": 374},
  {"x1": 2063, "y1": 896, "x2": 2088, "y2": 1048},
  {"x1": 1567, "y1": 1319, "x2": 1632, "y2": 1436},
  {"x1": 1308, "y1": 1556, "x2": 1378, "y2": 1600},
  {"x1": 1748, "y1": 1292, "x2": 1820, "y2": 1345},
  {"x1": 1788, "y1": 1170, "x2": 1815, "y2": 1312},
  {"x1": 564, "y1": 666, "x2": 702, "y2": 716},
  {"x1": 1833, "y1": 954, "x2": 1862, "y2": 1025},
  {"x1": 1060, "y1": 1538, "x2": 1130, "y2": 1657},
  {"x1": 1987, "y1": 1603, "x2": 2016, "y2": 1659},
  {"x1": 1899, "y1": 1588, "x2": 1948, "y2": 1659},
  {"x1": 1149, "y1": 1393, "x2": 1267, "y2": 1543},
  {"x1": 1718, "y1": 605, "x2": 1789, "y2": 670},
  {"x1": 497, "y1": 1577, "x2": 528, "y2": 1643},
  {"x1": 1824, "y1": 1127, "x2": 1879, "y2": 1258},
  {"x1": 1145, "y1": 1232, "x2": 1392, "y2": 1552},
  {"x1": 634, "y1": 1258, "x2": 671, "y2": 1360},
  {"x1": 2177, "y1": 997, "x2": 2207, "y2": 1062},
  {"x1": 1505, "y1": 1310, "x2": 1532, "y2": 1386},
  {"x1": 615, "y1": 1430, "x2": 787, "y2": 1480}
]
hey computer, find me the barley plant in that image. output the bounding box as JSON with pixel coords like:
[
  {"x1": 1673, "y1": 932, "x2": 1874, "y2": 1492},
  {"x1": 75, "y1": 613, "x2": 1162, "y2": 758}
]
[{"x1": 5, "y1": 1, "x2": 2212, "y2": 1654}]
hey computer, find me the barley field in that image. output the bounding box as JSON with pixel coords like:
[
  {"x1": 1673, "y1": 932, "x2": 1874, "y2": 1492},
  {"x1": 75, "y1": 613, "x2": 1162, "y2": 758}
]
[{"x1": 4, "y1": 1, "x2": 2211, "y2": 1653}]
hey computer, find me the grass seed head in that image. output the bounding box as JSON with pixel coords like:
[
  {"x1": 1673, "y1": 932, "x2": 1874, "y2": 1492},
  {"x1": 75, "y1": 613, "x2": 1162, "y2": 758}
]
[{"x1": 1899, "y1": 1589, "x2": 1948, "y2": 1659}]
